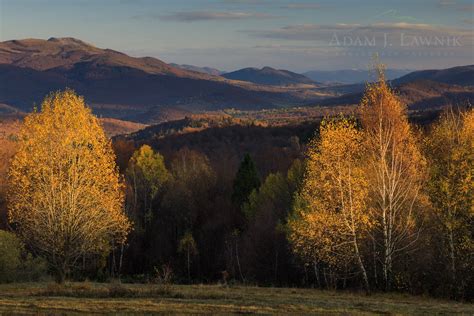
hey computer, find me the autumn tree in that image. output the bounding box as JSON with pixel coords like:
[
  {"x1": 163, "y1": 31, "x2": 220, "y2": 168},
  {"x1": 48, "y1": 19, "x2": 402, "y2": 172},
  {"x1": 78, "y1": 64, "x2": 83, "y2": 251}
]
[
  {"x1": 425, "y1": 107, "x2": 473, "y2": 296},
  {"x1": 8, "y1": 90, "x2": 131, "y2": 283},
  {"x1": 178, "y1": 231, "x2": 198, "y2": 283},
  {"x1": 288, "y1": 118, "x2": 372, "y2": 292},
  {"x1": 0, "y1": 119, "x2": 19, "y2": 228},
  {"x1": 359, "y1": 68, "x2": 426, "y2": 290},
  {"x1": 121, "y1": 145, "x2": 169, "y2": 275},
  {"x1": 241, "y1": 159, "x2": 304, "y2": 284},
  {"x1": 112, "y1": 138, "x2": 136, "y2": 174},
  {"x1": 146, "y1": 148, "x2": 216, "y2": 274},
  {"x1": 126, "y1": 145, "x2": 169, "y2": 228},
  {"x1": 162, "y1": 148, "x2": 216, "y2": 230}
]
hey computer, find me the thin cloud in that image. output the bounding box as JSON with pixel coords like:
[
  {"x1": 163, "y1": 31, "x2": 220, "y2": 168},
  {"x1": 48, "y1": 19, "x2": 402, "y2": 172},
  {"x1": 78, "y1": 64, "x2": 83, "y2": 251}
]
[
  {"x1": 437, "y1": 0, "x2": 473, "y2": 11},
  {"x1": 457, "y1": 4, "x2": 474, "y2": 11},
  {"x1": 220, "y1": 0, "x2": 268, "y2": 4},
  {"x1": 245, "y1": 22, "x2": 473, "y2": 43},
  {"x1": 159, "y1": 11, "x2": 278, "y2": 22},
  {"x1": 437, "y1": 0, "x2": 457, "y2": 7},
  {"x1": 244, "y1": 22, "x2": 473, "y2": 63},
  {"x1": 280, "y1": 3, "x2": 321, "y2": 10}
]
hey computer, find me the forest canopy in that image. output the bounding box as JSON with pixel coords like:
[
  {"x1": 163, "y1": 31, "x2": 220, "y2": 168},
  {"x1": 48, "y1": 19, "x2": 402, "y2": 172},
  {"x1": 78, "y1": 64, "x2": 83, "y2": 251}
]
[{"x1": 0, "y1": 70, "x2": 472, "y2": 300}]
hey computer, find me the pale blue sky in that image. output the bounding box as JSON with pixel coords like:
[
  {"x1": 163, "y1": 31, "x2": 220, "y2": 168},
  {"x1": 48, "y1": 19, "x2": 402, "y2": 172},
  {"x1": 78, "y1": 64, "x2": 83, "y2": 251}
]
[{"x1": 0, "y1": 0, "x2": 473, "y2": 71}]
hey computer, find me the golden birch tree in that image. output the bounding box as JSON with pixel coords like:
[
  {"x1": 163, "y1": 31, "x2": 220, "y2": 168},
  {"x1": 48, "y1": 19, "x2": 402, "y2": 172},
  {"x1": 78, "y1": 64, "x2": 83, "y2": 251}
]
[
  {"x1": 425, "y1": 107, "x2": 473, "y2": 293},
  {"x1": 8, "y1": 90, "x2": 131, "y2": 283},
  {"x1": 288, "y1": 118, "x2": 372, "y2": 292},
  {"x1": 178, "y1": 231, "x2": 198, "y2": 283},
  {"x1": 359, "y1": 68, "x2": 426, "y2": 290},
  {"x1": 126, "y1": 145, "x2": 169, "y2": 229}
]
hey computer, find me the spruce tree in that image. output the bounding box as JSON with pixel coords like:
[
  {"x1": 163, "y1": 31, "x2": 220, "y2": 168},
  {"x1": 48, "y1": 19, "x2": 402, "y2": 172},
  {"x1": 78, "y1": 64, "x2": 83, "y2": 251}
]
[{"x1": 232, "y1": 153, "x2": 260, "y2": 208}]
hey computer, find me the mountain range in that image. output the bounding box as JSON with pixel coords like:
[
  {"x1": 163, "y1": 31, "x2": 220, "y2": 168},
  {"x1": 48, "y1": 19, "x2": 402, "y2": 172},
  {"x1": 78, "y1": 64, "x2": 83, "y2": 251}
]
[
  {"x1": 392, "y1": 65, "x2": 474, "y2": 87},
  {"x1": 0, "y1": 38, "x2": 323, "y2": 123},
  {"x1": 169, "y1": 63, "x2": 225, "y2": 76},
  {"x1": 0, "y1": 37, "x2": 472, "y2": 124},
  {"x1": 317, "y1": 66, "x2": 474, "y2": 110},
  {"x1": 303, "y1": 69, "x2": 413, "y2": 84},
  {"x1": 222, "y1": 67, "x2": 316, "y2": 86}
]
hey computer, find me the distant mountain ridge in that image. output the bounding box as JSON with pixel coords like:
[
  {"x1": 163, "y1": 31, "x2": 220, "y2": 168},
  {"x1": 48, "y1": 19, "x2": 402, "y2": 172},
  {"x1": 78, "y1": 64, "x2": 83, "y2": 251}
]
[
  {"x1": 393, "y1": 65, "x2": 474, "y2": 86},
  {"x1": 315, "y1": 64, "x2": 474, "y2": 110},
  {"x1": 0, "y1": 37, "x2": 472, "y2": 125},
  {"x1": 0, "y1": 38, "x2": 323, "y2": 123},
  {"x1": 169, "y1": 63, "x2": 225, "y2": 76},
  {"x1": 0, "y1": 37, "x2": 192, "y2": 77},
  {"x1": 303, "y1": 69, "x2": 413, "y2": 84},
  {"x1": 223, "y1": 66, "x2": 316, "y2": 86}
]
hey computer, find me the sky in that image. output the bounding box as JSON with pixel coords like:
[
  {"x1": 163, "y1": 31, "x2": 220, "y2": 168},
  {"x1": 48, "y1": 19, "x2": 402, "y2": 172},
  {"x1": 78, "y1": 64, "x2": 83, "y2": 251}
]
[{"x1": 0, "y1": 0, "x2": 473, "y2": 72}]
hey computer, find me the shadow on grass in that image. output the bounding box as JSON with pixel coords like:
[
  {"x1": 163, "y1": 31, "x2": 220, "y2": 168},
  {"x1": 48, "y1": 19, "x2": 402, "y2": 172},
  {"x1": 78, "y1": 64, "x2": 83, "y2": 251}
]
[
  {"x1": 36, "y1": 282, "x2": 238, "y2": 301},
  {"x1": 36, "y1": 282, "x2": 178, "y2": 299}
]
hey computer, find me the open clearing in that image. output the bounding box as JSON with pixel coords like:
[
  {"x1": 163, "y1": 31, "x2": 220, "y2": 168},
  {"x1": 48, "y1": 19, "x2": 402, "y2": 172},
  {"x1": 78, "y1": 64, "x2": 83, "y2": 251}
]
[{"x1": 0, "y1": 283, "x2": 472, "y2": 315}]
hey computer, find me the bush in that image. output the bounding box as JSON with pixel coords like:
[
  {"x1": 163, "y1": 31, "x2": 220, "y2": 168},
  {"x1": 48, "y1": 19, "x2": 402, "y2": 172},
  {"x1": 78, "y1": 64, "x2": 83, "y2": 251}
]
[
  {"x1": 20, "y1": 254, "x2": 48, "y2": 281},
  {"x1": 0, "y1": 230, "x2": 47, "y2": 282},
  {"x1": 152, "y1": 264, "x2": 174, "y2": 295},
  {"x1": 0, "y1": 230, "x2": 22, "y2": 282},
  {"x1": 107, "y1": 282, "x2": 132, "y2": 297}
]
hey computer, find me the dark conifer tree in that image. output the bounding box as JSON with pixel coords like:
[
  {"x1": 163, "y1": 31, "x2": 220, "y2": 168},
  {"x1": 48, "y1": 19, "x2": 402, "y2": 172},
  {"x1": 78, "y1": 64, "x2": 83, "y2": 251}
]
[{"x1": 232, "y1": 153, "x2": 261, "y2": 208}]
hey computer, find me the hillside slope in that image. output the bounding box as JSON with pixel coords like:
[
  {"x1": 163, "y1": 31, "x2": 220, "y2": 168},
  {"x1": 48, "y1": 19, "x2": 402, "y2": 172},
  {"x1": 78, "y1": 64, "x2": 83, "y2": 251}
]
[
  {"x1": 169, "y1": 63, "x2": 224, "y2": 76},
  {"x1": 0, "y1": 38, "x2": 322, "y2": 123},
  {"x1": 394, "y1": 65, "x2": 474, "y2": 86},
  {"x1": 304, "y1": 69, "x2": 412, "y2": 84},
  {"x1": 223, "y1": 67, "x2": 316, "y2": 86},
  {"x1": 317, "y1": 78, "x2": 474, "y2": 110}
]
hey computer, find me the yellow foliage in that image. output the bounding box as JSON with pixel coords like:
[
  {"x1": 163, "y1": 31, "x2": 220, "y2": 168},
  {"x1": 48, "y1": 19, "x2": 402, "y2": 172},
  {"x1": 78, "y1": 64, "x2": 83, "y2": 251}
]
[
  {"x1": 288, "y1": 118, "x2": 370, "y2": 273},
  {"x1": 359, "y1": 67, "x2": 427, "y2": 288},
  {"x1": 8, "y1": 90, "x2": 131, "y2": 281},
  {"x1": 425, "y1": 107, "x2": 473, "y2": 283}
]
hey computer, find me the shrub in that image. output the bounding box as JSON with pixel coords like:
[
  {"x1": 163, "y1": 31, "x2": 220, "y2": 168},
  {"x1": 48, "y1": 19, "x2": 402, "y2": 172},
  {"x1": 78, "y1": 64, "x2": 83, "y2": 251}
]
[
  {"x1": 20, "y1": 254, "x2": 48, "y2": 282},
  {"x1": 0, "y1": 230, "x2": 47, "y2": 282},
  {"x1": 0, "y1": 230, "x2": 22, "y2": 282},
  {"x1": 152, "y1": 264, "x2": 174, "y2": 294},
  {"x1": 107, "y1": 282, "x2": 133, "y2": 297}
]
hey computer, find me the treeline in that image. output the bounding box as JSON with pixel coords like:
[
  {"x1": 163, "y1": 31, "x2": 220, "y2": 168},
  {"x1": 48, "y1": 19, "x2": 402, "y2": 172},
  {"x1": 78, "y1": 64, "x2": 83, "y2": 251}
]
[
  {"x1": 0, "y1": 70, "x2": 472, "y2": 301},
  {"x1": 111, "y1": 72, "x2": 472, "y2": 300}
]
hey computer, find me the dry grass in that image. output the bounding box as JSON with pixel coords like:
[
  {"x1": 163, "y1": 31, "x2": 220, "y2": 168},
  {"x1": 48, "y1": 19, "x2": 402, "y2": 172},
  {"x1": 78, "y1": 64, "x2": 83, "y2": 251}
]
[{"x1": 0, "y1": 282, "x2": 471, "y2": 315}]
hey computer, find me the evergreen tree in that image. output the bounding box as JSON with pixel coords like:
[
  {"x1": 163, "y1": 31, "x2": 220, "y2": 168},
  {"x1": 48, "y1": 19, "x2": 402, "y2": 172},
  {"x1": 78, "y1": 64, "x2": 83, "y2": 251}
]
[{"x1": 232, "y1": 153, "x2": 260, "y2": 208}]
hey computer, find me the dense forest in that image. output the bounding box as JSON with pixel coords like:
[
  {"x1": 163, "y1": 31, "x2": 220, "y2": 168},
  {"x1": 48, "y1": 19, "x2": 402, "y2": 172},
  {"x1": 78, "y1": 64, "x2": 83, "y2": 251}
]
[{"x1": 0, "y1": 71, "x2": 472, "y2": 301}]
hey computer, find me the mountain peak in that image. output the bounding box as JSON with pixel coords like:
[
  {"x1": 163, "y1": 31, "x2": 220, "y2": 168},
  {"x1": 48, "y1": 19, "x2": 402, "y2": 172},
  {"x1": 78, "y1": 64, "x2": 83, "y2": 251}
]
[
  {"x1": 0, "y1": 37, "x2": 192, "y2": 76},
  {"x1": 223, "y1": 66, "x2": 315, "y2": 86},
  {"x1": 47, "y1": 37, "x2": 93, "y2": 47}
]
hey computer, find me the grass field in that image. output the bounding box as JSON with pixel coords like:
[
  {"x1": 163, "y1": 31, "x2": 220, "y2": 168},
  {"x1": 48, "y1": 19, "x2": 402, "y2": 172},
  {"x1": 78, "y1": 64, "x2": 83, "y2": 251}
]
[{"x1": 0, "y1": 283, "x2": 472, "y2": 315}]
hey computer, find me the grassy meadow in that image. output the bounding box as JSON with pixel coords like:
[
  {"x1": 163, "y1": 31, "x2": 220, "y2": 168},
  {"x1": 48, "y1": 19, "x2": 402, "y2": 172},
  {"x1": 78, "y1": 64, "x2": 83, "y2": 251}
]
[{"x1": 0, "y1": 283, "x2": 472, "y2": 315}]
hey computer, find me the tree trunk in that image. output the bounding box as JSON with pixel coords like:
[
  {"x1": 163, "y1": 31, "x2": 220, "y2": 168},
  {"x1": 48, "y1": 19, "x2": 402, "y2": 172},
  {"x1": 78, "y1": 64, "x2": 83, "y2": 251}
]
[
  {"x1": 118, "y1": 244, "x2": 124, "y2": 279},
  {"x1": 111, "y1": 246, "x2": 116, "y2": 279},
  {"x1": 448, "y1": 228, "x2": 456, "y2": 283},
  {"x1": 353, "y1": 238, "x2": 370, "y2": 294},
  {"x1": 383, "y1": 250, "x2": 392, "y2": 291},
  {"x1": 235, "y1": 240, "x2": 244, "y2": 283},
  {"x1": 382, "y1": 208, "x2": 392, "y2": 291},
  {"x1": 187, "y1": 248, "x2": 191, "y2": 283},
  {"x1": 373, "y1": 239, "x2": 378, "y2": 287},
  {"x1": 313, "y1": 261, "x2": 321, "y2": 288},
  {"x1": 55, "y1": 263, "x2": 67, "y2": 284},
  {"x1": 323, "y1": 268, "x2": 328, "y2": 289}
]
